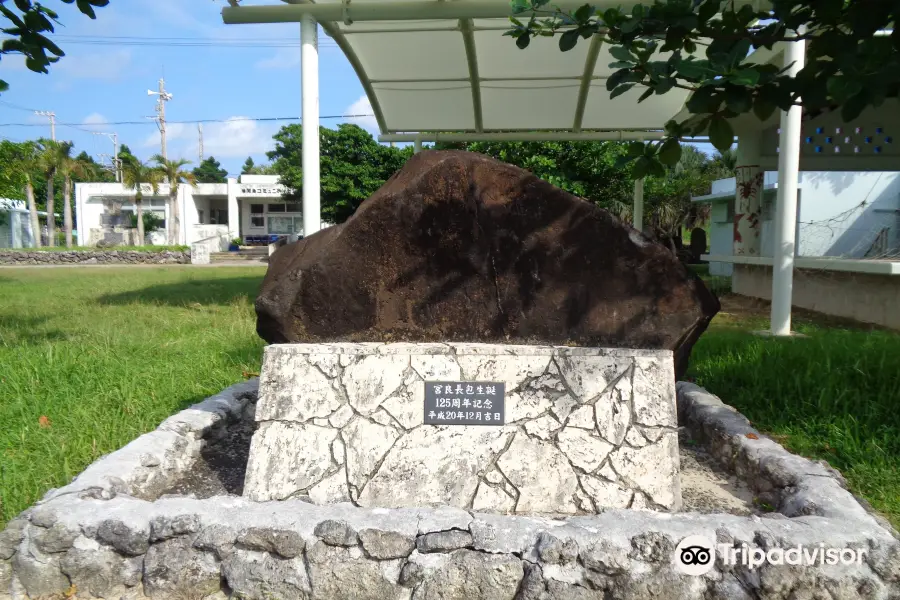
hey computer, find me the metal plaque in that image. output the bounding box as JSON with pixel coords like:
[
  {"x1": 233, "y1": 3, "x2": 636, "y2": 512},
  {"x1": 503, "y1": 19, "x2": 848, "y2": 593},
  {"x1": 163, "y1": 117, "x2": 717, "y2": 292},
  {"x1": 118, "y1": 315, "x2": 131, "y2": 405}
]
[{"x1": 424, "y1": 381, "x2": 506, "y2": 426}]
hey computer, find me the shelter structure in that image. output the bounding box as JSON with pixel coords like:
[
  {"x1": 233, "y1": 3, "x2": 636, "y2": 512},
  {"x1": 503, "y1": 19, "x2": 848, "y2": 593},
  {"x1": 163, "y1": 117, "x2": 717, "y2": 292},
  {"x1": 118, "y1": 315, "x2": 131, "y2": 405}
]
[{"x1": 222, "y1": 0, "x2": 900, "y2": 335}]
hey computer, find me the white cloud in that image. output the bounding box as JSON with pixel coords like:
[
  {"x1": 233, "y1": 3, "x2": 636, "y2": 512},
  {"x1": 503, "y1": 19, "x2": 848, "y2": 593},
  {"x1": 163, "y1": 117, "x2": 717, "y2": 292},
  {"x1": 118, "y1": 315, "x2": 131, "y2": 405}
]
[
  {"x1": 201, "y1": 118, "x2": 278, "y2": 158},
  {"x1": 344, "y1": 95, "x2": 379, "y2": 133},
  {"x1": 255, "y1": 47, "x2": 302, "y2": 70},
  {"x1": 58, "y1": 49, "x2": 132, "y2": 80},
  {"x1": 82, "y1": 113, "x2": 109, "y2": 129},
  {"x1": 147, "y1": 117, "x2": 277, "y2": 162}
]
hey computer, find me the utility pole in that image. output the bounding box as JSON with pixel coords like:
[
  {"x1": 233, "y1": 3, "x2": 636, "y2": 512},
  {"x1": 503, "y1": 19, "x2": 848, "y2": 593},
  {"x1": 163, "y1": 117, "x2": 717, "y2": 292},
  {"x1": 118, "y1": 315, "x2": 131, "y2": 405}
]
[
  {"x1": 147, "y1": 78, "x2": 173, "y2": 160},
  {"x1": 35, "y1": 110, "x2": 56, "y2": 141},
  {"x1": 92, "y1": 132, "x2": 120, "y2": 182},
  {"x1": 198, "y1": 123, "x2": 204, "y2": 162}
]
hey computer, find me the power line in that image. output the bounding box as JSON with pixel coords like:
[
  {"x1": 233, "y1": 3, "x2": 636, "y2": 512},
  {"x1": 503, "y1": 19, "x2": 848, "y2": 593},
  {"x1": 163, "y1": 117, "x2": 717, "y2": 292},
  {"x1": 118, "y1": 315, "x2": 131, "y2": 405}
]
[{"x1": 0, "y1": 114, "x2": 376, "y2": 128}]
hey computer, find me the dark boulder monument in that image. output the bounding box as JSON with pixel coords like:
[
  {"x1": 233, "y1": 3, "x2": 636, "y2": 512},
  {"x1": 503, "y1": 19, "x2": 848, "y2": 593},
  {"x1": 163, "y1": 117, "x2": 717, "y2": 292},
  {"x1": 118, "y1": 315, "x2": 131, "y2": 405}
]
[{"x1": 256, "y1": 150, "x2": 719, "y2": 379}]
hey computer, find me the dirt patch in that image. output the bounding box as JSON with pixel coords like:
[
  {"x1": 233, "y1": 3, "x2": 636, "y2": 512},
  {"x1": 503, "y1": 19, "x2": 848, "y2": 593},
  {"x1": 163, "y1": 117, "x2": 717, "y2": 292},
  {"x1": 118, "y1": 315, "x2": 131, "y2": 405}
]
[
  {"x1": 678, "y1": 427, "x2": 757, "y2": 515},
  {"x1": 162, "y1": 411, "x2": 757, "y2": 516},
  {"x1": 161, "y1": 408, "x2": 256, "y2": 498}
]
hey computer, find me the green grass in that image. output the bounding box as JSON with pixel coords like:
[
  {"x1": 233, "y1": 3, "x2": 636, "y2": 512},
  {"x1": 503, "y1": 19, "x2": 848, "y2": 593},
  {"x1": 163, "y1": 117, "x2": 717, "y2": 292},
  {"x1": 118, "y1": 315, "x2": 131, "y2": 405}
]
[
  {"x1": 0, "y1": 266, "x2": 897, "y2": 531},
  {"x1": 0, "y1": 267, "x2": 266, "y2": 526},
  {"x1": 0, "y1": 245, "x2": 189, "y2": 253}
]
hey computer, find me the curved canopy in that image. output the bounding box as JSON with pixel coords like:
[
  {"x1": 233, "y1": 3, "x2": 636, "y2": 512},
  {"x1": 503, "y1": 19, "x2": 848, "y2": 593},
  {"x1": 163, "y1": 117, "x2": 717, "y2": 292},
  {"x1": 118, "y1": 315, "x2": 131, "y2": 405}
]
[{"x1": 227, "y1": 0, "x2": 696, "y2": 138}]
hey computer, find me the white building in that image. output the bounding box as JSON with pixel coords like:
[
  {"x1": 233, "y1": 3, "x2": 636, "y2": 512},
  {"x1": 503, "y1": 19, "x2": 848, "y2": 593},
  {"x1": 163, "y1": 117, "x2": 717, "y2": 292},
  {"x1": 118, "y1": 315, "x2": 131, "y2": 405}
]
[
  {"x1": 0, "y1": 198, "x2": 50, "y2": 248},
  {"x1": 693, "y1": 171, "x2": 900, "y2": 329},
  {"x1": 74, "y1": 175, "x2": 304, "y2": 247}
]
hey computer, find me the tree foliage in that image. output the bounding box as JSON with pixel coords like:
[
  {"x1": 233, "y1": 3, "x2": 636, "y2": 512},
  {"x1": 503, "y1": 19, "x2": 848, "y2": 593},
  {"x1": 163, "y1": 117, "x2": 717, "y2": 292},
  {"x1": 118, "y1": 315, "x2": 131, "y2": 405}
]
[
  {"x1": 192, "y1": 156, "x2": 228, "y2": 183},
  {"x1": 441, "y1": 139, "x2": 728, "y2": 236},
  {"x1": 268, "y1": 123, "x2": 413, "y2": 224},
  {"x1": 0, "y1": 0, "x2": 110, "y2": 93},
  {"x1": 507, "y1": 0, "x2": 900, "y2": 176}
]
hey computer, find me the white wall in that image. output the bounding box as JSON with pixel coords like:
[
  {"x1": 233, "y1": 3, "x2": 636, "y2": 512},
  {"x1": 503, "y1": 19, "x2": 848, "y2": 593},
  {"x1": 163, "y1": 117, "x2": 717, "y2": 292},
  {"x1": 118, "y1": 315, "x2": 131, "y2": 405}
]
[{"x1": 703, "y1": 171, "x2": 900, "y2": 263}]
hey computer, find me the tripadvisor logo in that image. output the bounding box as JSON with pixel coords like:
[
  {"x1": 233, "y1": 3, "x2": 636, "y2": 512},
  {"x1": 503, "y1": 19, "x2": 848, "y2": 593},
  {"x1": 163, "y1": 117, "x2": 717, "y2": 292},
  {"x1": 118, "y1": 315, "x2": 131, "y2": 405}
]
[
  {"x1": 674, "y1": 535, "x2": 716, "y2": 576},
  {"x1": 673, "y1": 535, "x2": 868, "y2": 576}
]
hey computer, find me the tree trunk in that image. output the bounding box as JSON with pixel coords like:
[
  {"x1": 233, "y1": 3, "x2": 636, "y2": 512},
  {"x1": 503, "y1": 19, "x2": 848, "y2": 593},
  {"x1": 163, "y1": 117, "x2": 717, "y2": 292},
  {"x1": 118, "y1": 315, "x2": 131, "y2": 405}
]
[
  {"x1": 46, "y1": 172, "x2": 55, "y2": 246},
  {"x1": 136, "y1": 194, "x2": 145, "y2": 246},
  {"x1": 25, "y1": 177, "x2": 41, "y2": 248},
  {"x1": 63, "y1": 176, "x2": 74, "y2": 248}
]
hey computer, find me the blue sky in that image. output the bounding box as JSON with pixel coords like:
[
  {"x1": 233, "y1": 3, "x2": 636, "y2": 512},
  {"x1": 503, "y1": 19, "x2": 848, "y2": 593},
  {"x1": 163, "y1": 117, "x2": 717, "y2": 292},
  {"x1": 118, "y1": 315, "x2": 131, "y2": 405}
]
[{"x1": 0, "y1": 0, "x2": 377, "y2": 176}]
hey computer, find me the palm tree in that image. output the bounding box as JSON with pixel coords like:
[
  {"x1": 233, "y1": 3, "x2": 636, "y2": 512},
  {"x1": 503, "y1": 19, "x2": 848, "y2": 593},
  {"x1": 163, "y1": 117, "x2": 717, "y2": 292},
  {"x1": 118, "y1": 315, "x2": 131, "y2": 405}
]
[
  {"x1": 58, "y1": 148, "x2": 96, "y2": 247},
  {"x1": 38, "y1": 139, "x2": 67, "y2": 246},
  {"x1": 121, "y1": 157, "x2": 162, "y2": 245},
  {"x1": 152, "y1": 155, "x2": 195, "y2": 245}
]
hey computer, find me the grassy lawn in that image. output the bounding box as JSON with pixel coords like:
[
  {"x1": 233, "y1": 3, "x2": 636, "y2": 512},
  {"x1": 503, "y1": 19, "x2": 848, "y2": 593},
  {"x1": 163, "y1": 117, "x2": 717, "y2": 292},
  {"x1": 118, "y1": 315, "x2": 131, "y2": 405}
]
[
  {"x1": 0, "y1": 265, "x2": 897, "y2": 531},
  {"x1": 0, "y1": 266, "x2": 266, "y2": 526},
  {"x1": 688, "y1": 265, "x2": 900, "y2": 529}
]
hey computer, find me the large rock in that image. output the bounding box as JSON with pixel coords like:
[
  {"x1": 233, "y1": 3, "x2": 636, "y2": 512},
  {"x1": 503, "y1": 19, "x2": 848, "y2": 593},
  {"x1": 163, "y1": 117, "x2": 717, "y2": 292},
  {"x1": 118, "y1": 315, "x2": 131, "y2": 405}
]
[{"x1": 257, "y1": 150, "x2": 718, "y2": 377}]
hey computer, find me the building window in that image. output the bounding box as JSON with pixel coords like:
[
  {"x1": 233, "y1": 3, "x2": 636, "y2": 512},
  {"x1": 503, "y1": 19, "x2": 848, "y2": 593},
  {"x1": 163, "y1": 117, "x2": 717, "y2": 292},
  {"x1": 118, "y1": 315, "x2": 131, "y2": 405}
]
[
  {"x1": 250, "y1": 204, "x2": 264, "y2": 214},
  {"x1": 285, "y1": 203, "x2": 301, "y2": 213},
  {"x1": 267, "y1": 203, "x2": 286, "y2": 213},
  {"x1": 250, "y1": 216, "x2": 264, "y2": 228},
  {"x1": 197, "y1": 210, "x2": 204, "y2": 224}
]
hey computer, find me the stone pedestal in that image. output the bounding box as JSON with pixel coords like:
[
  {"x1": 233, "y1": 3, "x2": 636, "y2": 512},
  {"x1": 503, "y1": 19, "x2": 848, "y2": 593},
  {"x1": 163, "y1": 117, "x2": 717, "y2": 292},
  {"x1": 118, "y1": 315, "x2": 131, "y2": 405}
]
[{"x1": 243, "y1": 343, "x2": 680, "y2": 514}]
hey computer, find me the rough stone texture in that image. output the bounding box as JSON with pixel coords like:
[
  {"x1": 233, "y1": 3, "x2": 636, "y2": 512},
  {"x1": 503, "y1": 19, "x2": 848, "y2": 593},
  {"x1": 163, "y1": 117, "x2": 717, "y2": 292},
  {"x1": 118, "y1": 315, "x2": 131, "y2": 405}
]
[
  {"x1": 244, "y1": 343, "x2": 680, "y2": 514},
  {"x1": 143, "y1": 536, "x2": 221, "y2": 598},
  {"x1": 0, "y1": 249, "x2": 190, "y2": 265},
  {"x1": 359, "y1": 529, "x2": 416, "y2": 560},
  {"x1": 3, "y1": 380, "x2": 898, "y2": 600},
  {"x1": 256, "y1": 151, "x2": 718, "y2": 379}
]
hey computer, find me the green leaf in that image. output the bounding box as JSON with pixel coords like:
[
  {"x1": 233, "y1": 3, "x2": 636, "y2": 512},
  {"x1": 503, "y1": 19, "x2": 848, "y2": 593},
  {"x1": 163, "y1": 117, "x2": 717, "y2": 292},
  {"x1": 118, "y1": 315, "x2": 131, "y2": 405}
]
[
  {"x1": 840, "y1": 91, "x2": 869, "y2": 122},
  {"x1": 627, "y1": 141, "x2": 645, "y2": 156},
  {"x1": 637, "y1": 87, "x2": 654, "y2": 103},
  {"x1": 516, "y1": 32, "x2": 531, "y2": 49},
  {"x1": 697, "y1": 0, "x2": 721, "y2": 24},
  {"x1": 609, "y1": 45, "x2": 634, "y2": 62},
  {"x1": 729, "y1": 68, "x2": 759, "y2": 86},
  {"x1": 708, "y1": 116, "x2": 734, "y2": 152},
  {"x1": 510, "y1": 0, "x2": 530, "y2": 15},
  {"x1": 647, "y1": 158, "x2": 666, "y2": 178},
  {"x1": 725, "y1": 86, "x2": 752, "y2": 114},
  {"x1": 0, "y1": 79, "x2": 9, "y2": 93},
  {"x1": 728, "y1": 39, "x2": 752, "y2": 68},
  {"x1": 573, "y1": 4, "x2": 594, "y2": 22},
  {"x1": 632, "y1": 156, "x2": 650, "y2": 178},
  {"x1": 559, "y1": 29, "x2": 580, "y2": 51},
  {"x1": 752, "y1": 97, "x2": 777, "y2": 121},
  {"x1": 826, "y1": 75, "x2": 862, "y2": 104},
  {"x1": 684, "y1": 39, "x2": 697, "y2": 54},
  {"x1": 608, "y1": 61, "x2": 633, "y2": 69},
  {"x1": 657, "y1": 138, "x2": 682, "y2": 166},
  {"x1": 609, "y1": 83, "x2": 635, "y2": 99}
]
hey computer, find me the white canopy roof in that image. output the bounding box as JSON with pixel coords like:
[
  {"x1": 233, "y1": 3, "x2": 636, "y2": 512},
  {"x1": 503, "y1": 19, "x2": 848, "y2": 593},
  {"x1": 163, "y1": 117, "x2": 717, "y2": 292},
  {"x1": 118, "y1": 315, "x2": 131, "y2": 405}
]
[{"x1": 228, "y1": 0, "x2": 696, "y2": 139}]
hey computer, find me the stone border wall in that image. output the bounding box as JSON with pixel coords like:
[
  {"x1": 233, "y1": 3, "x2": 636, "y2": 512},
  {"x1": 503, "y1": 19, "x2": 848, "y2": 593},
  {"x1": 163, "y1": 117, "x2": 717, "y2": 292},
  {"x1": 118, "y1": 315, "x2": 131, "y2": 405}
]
[
  {"x1": 1, "y1": 380, "x2": 897, "y2": 600},
  {"x1": 0, "y1": 250, "x2": 190, "y2": 266}
]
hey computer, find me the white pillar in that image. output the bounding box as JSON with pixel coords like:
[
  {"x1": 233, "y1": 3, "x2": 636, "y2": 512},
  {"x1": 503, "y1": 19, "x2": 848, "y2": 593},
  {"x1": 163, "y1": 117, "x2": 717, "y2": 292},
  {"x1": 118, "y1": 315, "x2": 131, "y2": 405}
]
[
  {"x1": 301, "y1": 15, "x2": 321, "y2": 237},
  {"x1": 74, "y1": 184, "x2": 84, "y2": 248},
  {"x1": 770, "y1": 31, "x2": 806, "y2": 336},
  {"x1": 733, "y1": 133, "x2": 763, "y2": 256},
  {"x1": 632, "y1": 178, "x2": 644, "y2": 232},
  {"x1": 180, "y1": 185, "x2": 190, "y2": 245},
  {"x1": 227, "y1": 177, "x2": 240, "y2": 240},
  {"x1": 414, "y1": 136, "x2": 423, "y2": 154}
]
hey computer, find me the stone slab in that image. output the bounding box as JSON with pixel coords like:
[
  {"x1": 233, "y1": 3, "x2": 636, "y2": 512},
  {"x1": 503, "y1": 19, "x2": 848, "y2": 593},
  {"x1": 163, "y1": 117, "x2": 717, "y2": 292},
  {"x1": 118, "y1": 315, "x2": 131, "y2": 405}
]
[{"x1": 244, "y1": 343, "x2": 680, "y2": 513}]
